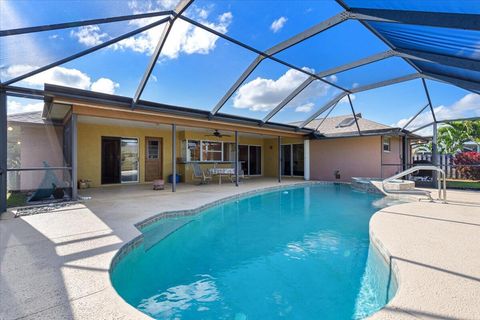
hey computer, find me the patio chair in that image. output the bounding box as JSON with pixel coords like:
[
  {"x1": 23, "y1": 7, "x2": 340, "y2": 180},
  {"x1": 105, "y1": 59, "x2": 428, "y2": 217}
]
[
  {"x1": 230, "y1": 161, "x2": 245, "y2": 183},
  {"x1": 191, "y1": 162, "x2": 212, "y2": 185}
]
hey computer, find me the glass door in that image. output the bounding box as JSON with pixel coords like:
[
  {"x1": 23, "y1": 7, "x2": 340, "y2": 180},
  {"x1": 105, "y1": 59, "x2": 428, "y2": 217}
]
[
  {"x1": 249, "y1": 146, "x2": 262, "y2": 175},
  {"x1": 292, "y1": 144, "x2": 304, "y2": 176},
  {"x1": 281, "y1": 145, "x2": 291, "y2": 175},
  {"x1": 239, "y1": 145, "x2": 249, "y2": 174},
  {"x1": 121, "y1": 138, "x2": 139, "y2": 183},
  {"x1": 282, "y1": 144, "x2": 304, "y2": 176}
]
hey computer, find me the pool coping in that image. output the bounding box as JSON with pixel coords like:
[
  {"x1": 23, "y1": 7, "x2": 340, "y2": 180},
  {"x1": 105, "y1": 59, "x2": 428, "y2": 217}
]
[{"x1": 108, "y1": 180, "x2": 401, "y2": 320}]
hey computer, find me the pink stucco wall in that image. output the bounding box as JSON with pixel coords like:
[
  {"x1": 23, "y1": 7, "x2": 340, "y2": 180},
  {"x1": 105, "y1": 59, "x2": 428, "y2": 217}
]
[
  {"x1": 381, "y1": 136, "x2": 403, "y2": 178},
  {"x1": 310, "y1": 136, "x2": 403, "y2": 182},
  {"x1": 19, "y1": 125, "x2": 64, "y2": 190}
]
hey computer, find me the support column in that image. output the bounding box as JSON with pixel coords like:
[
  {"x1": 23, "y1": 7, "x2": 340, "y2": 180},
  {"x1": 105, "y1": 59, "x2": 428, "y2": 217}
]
[
  {"x1": 304, "y1": 139, "x2": 310, "y2": 181},
  {"x1": 278, "y1": 136, "x2": 281, "y2": 183},
  {"x1": 0, "y1": 90, "x2": 7, "y2": 213},
  {"x1": 402, "y1": 136, "x2": 408, "y2": 171},
  {"x1": 71, "y1": 114, "x2": 78, "y2": 200},
  {"x1": 172, "y1": 124, "x2": 176, "y2": 192},
  {"x1": 234, "y1": 131, "x2": 239, "y2": 187},
  {"x1": 432, "y1": 121, "x2": 439, "y2": 188}
]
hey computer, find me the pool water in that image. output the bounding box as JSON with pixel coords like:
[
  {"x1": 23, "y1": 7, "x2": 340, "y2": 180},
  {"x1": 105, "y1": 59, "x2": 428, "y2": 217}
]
[{"x1": 111, "y1": 184, "x2": 397, "y2": 320}]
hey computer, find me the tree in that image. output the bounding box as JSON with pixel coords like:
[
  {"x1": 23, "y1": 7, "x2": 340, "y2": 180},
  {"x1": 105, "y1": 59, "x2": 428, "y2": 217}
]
[
  {"x1": 437, "y1": 120, "x2": 480, "y2": 154},
  {"x1": 413, "y1": 120, "x2": 480, "y2": 155}
]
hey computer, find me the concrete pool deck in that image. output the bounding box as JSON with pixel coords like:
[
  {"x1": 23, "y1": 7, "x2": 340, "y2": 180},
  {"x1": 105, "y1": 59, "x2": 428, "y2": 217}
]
[{"x1": 0, "y1": 180, "x2": 479, "y2": 319}]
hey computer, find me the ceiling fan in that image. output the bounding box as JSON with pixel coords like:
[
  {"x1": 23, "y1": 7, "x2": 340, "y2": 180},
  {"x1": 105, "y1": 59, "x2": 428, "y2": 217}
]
[{"x1": 205, "y1": 129, "x2": 231, "y2": 138}]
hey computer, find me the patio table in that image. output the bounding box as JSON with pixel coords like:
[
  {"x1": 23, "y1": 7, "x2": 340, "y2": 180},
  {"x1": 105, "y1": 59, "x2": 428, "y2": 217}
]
[{"x1": 208, "y1": 167, "x2": 235, "y2": 185}]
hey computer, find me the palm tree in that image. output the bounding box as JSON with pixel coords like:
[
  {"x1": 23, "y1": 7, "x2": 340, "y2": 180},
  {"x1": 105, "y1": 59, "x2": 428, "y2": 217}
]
[{"x1": 437, "y1": 121, "x2": 480, "y2": 154}]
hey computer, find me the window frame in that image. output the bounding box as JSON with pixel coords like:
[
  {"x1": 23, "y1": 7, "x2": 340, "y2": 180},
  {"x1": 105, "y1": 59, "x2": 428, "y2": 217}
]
[
  {"x1": 201, "y1": 140, "x2": 223, "y2": 162},
  {"x1": 147, "y1": 140, "x2": 160, "y2": 160},
  {"x1": 383, "y1": 136, "x2": 391, "y2": 153}
]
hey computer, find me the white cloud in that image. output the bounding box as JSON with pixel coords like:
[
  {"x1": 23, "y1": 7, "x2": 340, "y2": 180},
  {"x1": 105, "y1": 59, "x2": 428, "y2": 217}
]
[
  {"x1": 1, "y1": 64, "x2": 119, "y2": 94},
  {"x1": 394, "y1": 93, "x2": 480, "y2": 135},
  {"x1": 112, "y1": 1, "x2": 233, "y2": 60},
  {"x1": 295, "y1": 103, "x2": 314, "y2": 113},
  {"x1": 91, "y1": 78, "x2": 120, "y2": 94},
  {"x1": 7, "y1": 99, "x2": 44, "y2": 115},
  {"x1": 338, "y1": 94, "x2": 355, "y2": 104},
  {"x1": 270, "y1": 16, "x2": 287, "y2": 33},
  {"x1": 70, "y1": 25, "x2": 109, "y2": 46},
  {"x1": 1, "y1": 1, "x2": 52, "y2": 66},
  {"x1": 1, "y1": 65, "x2": 92, "y2": 89},
  {"x1": 233, "y1": 67, "x2": 334, "y2": 112}
]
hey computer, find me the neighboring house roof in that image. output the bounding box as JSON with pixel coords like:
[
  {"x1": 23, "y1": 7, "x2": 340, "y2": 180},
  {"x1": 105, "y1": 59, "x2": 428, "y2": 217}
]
[
  {"x1": 291, "y1": 114, "x2": 399, "y2": 138},
  {"x1": 7, "y1": 111, "x2": 46, "y2": 125}
]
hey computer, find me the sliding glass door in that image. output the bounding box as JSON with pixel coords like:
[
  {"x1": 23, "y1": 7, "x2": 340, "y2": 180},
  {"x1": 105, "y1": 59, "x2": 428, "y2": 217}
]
[
  {"x1": 249, "y1": 146, "x2": 261, "y2": 175},
  {"x1": 282, "y1": 144, "x2": 304, "y2": 177},
  {"x1": 238, "y1": 145, "x2": 262, "y2": 176},
  {"x1": 121, "y1": 138, "x2": 139, "y2": 183},
  {"x1": 281, "y1": 145, "x2": 291, "y2": 176},
  {"x1": 292, "y1": 144, "x2": 304, "y2": 176},
  {"x1": 101, "y1": 137, "x2": 139, "y2": 184}
]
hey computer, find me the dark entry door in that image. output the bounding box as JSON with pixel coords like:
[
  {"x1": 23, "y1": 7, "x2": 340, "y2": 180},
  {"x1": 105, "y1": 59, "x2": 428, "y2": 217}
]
[{"x1": 102, "y1": 137, "x2": 121, "y2": 184}]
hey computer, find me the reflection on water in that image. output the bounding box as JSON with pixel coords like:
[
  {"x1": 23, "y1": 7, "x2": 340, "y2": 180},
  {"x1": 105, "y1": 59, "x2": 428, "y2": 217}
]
[{"x1": 138, "y1": 275, "x2": 219, "y2": 319}]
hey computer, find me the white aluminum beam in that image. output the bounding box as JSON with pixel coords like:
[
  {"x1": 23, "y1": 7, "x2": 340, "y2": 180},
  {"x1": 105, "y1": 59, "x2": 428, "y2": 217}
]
[
  {"x1": 3, "y1": 17, "x2": 170, "y2": 86},
  {"x1": 421, "y1": 78, "x2": 437, "y2": 123},
  {"x1": 299, "y1": 92, "x2": 347, "y2": 128},
  {"x1": 0, "y1": 10, "x2": 172, "y2": 37},
  {"x1": 262, "y1": 50, "x2": 395, "y2": 123},
  {"x1": 132, "y1": 0, "x2": 194, "y2": 108},
  {"x1": 349, "y1": 8, "x2": 480, "y2": 30},
  {"x1": 315, "y1": 101, "x2": 339, "y2": 131},
  {"x1": 347, "y1": 94, "x2": 361, "y2": 135},
  {"x1": 211, "y1": 11, "x2": 350, "y2": 115},
  {"x1": 395, "y1": 48, "x2": 480, "y2": 72},
  {"x1": 350, "y1": 73, "x2": 421, "y2": 93},
  {"x1": 422, "y1": 72, "x2": 480, "y2": 93}
]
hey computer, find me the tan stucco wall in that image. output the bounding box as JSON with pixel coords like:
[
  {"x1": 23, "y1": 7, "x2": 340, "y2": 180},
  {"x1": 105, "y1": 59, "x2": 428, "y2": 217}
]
[
  {"x1": 77, "y1": 122, "x2": 287, "y2": 187},
  {"x1": 77, "y1": 123, "x2": 173, "y2": 187},
  {"x1": 19, "y1": 125, "x2": 64, "y2": 190},
  {"x1": 263, "y1": 137, "x2": 305, "y2": 177}
]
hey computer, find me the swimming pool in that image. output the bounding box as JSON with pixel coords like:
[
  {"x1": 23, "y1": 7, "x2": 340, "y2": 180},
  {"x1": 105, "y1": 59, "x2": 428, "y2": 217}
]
[{"x1": 111, "y1": 184, "x2": 397, "y2": 319}]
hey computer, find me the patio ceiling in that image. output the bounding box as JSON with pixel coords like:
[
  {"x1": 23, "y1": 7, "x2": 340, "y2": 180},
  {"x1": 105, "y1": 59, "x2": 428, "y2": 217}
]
[{"x1": 1, "y1": 0, "x2": 479, "y2": 136}]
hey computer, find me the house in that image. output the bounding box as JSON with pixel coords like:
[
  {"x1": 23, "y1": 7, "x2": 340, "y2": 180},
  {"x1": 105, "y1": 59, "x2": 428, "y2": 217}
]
[
  {"x1": 7, "y1": 84, "x2": 415, "y2": 198},
  {"x1": 299, "y1": 114, "x2": 407, "y2": 181}
]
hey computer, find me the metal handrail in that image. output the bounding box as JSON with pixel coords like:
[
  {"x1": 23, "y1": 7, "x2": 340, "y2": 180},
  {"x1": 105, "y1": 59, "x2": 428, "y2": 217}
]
[{"x1": 382, "y1": 165, "x2": 447, "y2": 202}]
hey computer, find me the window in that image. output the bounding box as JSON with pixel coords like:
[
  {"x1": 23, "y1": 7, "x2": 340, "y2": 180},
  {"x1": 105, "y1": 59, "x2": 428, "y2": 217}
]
[
  {"x1": 147, "y1": 140, "x2": 159, "y2": 159},
  {"x1": 383, "y1": 137, "x2": 391, "y2": 152},
  {"x1": 223, "y1": 142, "x2": 235, "y2": 161},
  {"x1": 187, "y1": 140, "x2": 200, "y2": 161},
  {"x1": 202, "y1": 141, "x2": 222, "y2": 161}
]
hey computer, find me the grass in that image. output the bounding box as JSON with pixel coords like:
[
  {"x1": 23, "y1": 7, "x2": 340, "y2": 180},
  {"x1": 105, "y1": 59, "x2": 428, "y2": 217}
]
[
  {"x1": 446, "y1": 179, "x2": 480, "y2": 190},
  {"x1": 7, "y1": 192, "x2": 28, "y2": 208}
]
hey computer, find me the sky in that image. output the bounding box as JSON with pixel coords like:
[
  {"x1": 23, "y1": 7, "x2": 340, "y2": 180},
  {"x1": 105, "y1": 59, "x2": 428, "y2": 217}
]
[{"x1": 1, "y1": 0, "x2": 479, "y2": 136}]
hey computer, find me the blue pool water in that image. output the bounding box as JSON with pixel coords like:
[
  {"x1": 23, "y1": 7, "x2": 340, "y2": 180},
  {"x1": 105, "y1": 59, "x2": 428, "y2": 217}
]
[{"x1": 111, "y1": 184, "x2": 397, "y2": 319}]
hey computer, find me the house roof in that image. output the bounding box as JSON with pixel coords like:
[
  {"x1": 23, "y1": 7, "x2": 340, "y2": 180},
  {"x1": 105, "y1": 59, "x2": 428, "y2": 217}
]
[
  {"x1": 7, "y1": 111, "x2": 46, "y2": 125},
  {"x1": 290, "y1": 114, "x2": 398, "y2": 137}
]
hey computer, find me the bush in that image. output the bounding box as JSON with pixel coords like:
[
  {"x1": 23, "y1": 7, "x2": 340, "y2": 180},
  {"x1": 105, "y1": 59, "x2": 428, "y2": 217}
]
[{"x1": 453, "y1": 152, "x2": 480, "y2": 180}]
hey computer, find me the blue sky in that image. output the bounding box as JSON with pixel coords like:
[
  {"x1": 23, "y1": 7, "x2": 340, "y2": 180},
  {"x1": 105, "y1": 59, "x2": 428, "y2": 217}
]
[{"x1": 1, "y1": 0, "x2": 479, "y2": 135}]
